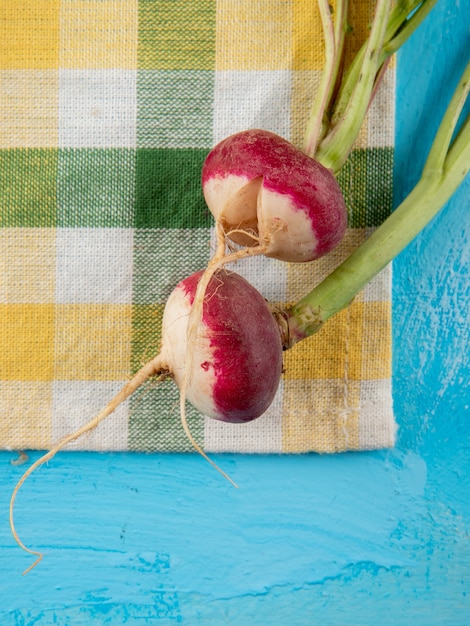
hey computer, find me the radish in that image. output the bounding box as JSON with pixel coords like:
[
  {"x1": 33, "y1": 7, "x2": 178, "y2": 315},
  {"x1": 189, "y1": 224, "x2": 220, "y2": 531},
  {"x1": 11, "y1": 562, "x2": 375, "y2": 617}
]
[
  {"x1": 202, "y1": 129, "x2": 348, "y2": 263},
  {"x1": 162, "y1": 269, "x2": 283, "y2": 424},
  {"x1": 10, "y1": 268, "x2": 284, "y2": 573},
  {"x1": 200, "y1": 0, "x2": 427, "y2": 260}
]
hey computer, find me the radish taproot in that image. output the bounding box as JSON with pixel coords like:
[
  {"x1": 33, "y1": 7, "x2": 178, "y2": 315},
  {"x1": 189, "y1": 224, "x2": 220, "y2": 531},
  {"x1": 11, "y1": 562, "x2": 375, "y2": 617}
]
[{"x1": 202, "y1": 129, "x2": 347, "y2": 263}]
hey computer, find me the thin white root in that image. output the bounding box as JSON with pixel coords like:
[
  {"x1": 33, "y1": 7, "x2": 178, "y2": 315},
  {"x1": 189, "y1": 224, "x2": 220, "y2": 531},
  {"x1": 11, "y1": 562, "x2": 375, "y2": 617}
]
[
  {"x1": 225, "y1": 227, "x2": 262, "y2": 246},
  {"x1": 10, "y1": 354, "x2": 168, "y2": 575},
  {"x1": 179, "y1": 393, "x2": 238, "y2": 489}
]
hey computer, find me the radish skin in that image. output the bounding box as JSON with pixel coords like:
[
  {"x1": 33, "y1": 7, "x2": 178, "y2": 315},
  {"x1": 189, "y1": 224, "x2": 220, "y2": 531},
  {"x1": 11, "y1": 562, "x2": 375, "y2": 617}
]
[{"x1": 202, "y1": 129, "x2": 347, "y2": 262}]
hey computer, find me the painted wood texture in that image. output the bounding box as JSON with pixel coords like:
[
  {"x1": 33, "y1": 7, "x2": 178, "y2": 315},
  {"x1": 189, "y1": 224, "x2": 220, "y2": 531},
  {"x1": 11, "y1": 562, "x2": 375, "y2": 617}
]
[{"x1": 1, "y1": 1, "x2": 469, "y2": 623}]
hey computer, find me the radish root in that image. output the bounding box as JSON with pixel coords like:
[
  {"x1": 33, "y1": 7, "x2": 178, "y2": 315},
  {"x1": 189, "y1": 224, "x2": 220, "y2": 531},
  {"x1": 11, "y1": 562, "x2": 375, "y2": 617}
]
[
  {"x1": 10, "y1": 354, "x2": 168, "y2": 575},
  {"x1": 177, "y1": 220, "x2": 268, "y2": 487},
  {"x1": 179, "y1": 393, "x2": 238, "y2": 488}
]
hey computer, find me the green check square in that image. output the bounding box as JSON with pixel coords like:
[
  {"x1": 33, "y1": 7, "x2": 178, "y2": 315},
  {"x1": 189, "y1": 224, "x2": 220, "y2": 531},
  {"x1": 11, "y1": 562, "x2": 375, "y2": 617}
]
[
  {"x1": 366, "y1": 147, "x2": 393, "y2": 225},
  {"x1": 138, "y1": 0, "x2": 216, "y2": 70},
  {"x1": 128, "y1": 382, "x2": 205, "y2": 452},
  {"x1": 129, "y1": 303, "x2": 204, "y2": 450},
  {"x1": 0, "y1": 149, "x2": 58, "y2": 227},
  {"x1": 337, "y1": 147, "x2": 393, "y2": 228},
  {"x1": 57, "y1": 149, "x2": 135, "y2": 227},
  {"x1": 131, "y1": 304, "x2": 164, "y2": 374},
  {"x1": 135, "y1": 148, "x2": 212, "y2": 228},
  {"x1": 132, "y1": 228, "x2": 212, "y2": 304},
  {"x1": 137, "y1": 70, "x2": 214, "y2": 148}
]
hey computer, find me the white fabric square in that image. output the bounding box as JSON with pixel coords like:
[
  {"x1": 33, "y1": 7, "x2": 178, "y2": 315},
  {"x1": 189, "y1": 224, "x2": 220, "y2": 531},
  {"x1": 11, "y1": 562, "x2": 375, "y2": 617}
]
[
  {"x1": 362, "y1": 264, "x2": 392, "y2": 302},
  {"x1": 231, "y1": 255, "x2": 288, "y2": 302},
  {"x1": 59, "y1": 69, "x2": 137, "y2": 148},
  {"x1": 133, "y1": 229, "x2": 212, "y2": 304},
  {"x1": 0, "y1": 70, "x2": 58, "y2": 148},
  {"x1": 212, "y1": 70, "x2": 291, "y2": 144},
  {"x1": 55, "y1": 228, "x2": 134, "y2": 304},
  {"x1": 52, "y1": 381, "x2": 129, "y2": 451}
]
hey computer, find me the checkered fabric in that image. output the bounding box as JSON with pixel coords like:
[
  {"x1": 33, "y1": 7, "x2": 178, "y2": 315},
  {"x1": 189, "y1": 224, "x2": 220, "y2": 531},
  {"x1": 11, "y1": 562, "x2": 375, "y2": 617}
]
[{"x1": 0, "y1": 1, "x2": 395, "y2": 453}]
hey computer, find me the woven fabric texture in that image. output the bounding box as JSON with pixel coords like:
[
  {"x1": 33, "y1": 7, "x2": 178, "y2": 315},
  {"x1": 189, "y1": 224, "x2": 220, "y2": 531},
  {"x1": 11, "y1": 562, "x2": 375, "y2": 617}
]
[{"x1": 0, "y1": 0, "x2": 396, "y2": 453}]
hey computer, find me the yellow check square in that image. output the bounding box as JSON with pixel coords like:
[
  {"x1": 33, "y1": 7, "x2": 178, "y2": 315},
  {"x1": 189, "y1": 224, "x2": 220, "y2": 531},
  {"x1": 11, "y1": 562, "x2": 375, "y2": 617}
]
[
  {"x1": 216, "y1": 0, "x2": 292, "y2": 70},
  {"x1": 292, "y1": 0, "x2": 325, "y2": 71},
  {"x1": 0, "y1": 0, "x2": 60, "y2": 69},
  {"x1": 360, "y1": 301, "x2": 392, "y2": 379},
  {"x1": 0, "y1": 381, "x2": 53, "y2": 448},
  {"x1": 0, "y1": 71, "x2": 59, "y2": 148},
  {"x1": 0, "y1": 228, "x2": 56, "y2": 303},
  {"x1": 282, "y1": 302, "x2": 364, "y2": 381},
  {"x1": 54, "y1": 304, "x2": 132, "y2": 380},
  {"x1": 282, "y1": 378, "x2": 361, "y2": 452},
  {"x1": 0, "y1": 304, "x2": 55, "y2": 380},
  {"x1": 60, "y1": 1, "x2": 138, "y2": 69}
]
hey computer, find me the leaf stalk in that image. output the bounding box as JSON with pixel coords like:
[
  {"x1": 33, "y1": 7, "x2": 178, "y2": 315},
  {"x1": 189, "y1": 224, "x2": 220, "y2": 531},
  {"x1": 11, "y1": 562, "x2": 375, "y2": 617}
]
[{"x1": 285, "y1": 59, "x2": 470, "y2": 345}]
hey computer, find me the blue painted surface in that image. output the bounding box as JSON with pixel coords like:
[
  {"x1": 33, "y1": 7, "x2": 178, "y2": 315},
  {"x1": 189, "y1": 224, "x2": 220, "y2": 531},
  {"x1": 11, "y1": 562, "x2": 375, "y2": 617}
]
[{"x1": 1, "y1": 2, "x2": 469, "y2": 623}]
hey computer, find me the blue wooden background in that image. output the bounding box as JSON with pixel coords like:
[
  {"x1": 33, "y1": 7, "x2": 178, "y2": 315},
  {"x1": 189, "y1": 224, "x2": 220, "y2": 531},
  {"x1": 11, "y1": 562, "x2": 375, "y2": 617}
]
[{"x1": 1, "y1": 1, "x2": 469, "y2": 623}]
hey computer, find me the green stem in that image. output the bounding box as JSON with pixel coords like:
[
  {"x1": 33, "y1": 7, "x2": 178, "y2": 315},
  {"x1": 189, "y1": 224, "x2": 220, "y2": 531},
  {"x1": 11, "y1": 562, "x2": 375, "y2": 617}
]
[
  {"x1": 423, "y1": 63, "x2": 470, "y2": 176},
  {"x1": 303, "y1": 0, "x2": 336, "y2": 156},
  {"x1": 314, "y1": 0, "x2": 392, "y2": 171},
  {"x1": 314, "y1": 0, "x2": 438, "y2": 172},
  {"x1": 303, "y1": 0, "x2": 348, "y2": 156},
  {"x1": 284, "y1": 60, "x2": 470, "y2": 346},
  {"x1": 383, "y1": 0, "x2": 438, "y2": 57}
]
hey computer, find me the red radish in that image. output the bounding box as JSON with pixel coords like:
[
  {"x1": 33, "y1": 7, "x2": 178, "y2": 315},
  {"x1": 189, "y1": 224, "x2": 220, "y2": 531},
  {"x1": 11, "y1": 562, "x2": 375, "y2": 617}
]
[
  {"x1": 10, "y1": 268, "x2": 284, "y2": 572},
  {"x1": 202, "y1": 129, "x2": 347, "y2": 262},
  {"x1": 162, "y1": 269, "x2": 283, "y2": 423}
]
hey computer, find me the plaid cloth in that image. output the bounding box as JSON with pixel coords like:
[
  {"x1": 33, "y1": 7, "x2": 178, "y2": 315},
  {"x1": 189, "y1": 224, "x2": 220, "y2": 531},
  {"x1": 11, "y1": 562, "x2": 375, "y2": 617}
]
[{"x1": 0, "y1": 0, "x2": 395, "y2": 453}]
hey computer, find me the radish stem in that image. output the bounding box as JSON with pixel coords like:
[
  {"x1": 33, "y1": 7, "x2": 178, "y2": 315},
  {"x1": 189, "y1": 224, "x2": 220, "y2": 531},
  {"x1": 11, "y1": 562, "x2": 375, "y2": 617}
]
[
  {"x1": 383, "y1": 0, "x2": 438, "y2": 58},
  {"x1": 303, "y1": 0, "x2": 348, "y2": 156},
  {"x1": 306, "y1": 0, "x2": 439, "y2": 171},
  {"x1": 285, "y1": 59, "x2": 470, "y2": 345},
  {"x1": 314, "y1": 0, "x2": 392, "y2": 170}
]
